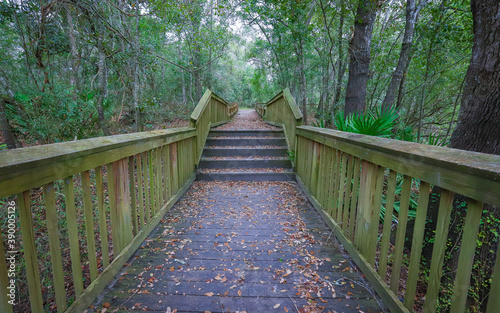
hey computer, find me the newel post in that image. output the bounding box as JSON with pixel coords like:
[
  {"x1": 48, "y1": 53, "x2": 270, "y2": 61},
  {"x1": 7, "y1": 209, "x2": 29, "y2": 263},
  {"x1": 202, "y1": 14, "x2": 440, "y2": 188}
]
[
  {"x1": 108, "y1": 158, "x2": 133, "y2": 254},
  {"x1": 355, "y1": 160, "x2": 384, "y2": 266}
]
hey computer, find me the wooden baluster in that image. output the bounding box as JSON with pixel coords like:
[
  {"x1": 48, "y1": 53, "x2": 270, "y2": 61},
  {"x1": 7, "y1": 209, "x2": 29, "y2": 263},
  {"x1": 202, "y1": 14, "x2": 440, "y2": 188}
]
[
  {"x1": 304, "y1": 139, "x2": 313, "y2": 188},
  {"x1": 348, "y1": 157, "x2": 361, "y2": 241},
  {"x1": 486, "y1": 240, "x2": 500, "y2": 313},
  {"x1": 356, "y1": 161, "x2": 385, "y2": 266},
  {"x1": 159, "y1": 147, "x2": 165, "y2": 207},
  {"x1": 316, "y1": 144, "x2": 326, "y2": 205},
  {"x1": 378, "y1": 170, "x2": 398, "y2": 277},
  {"x1": 423, "y1": 189, "x2": 454, "y2": 313},
  {"x1": 95, "y1": 166, "x2": 110, "y2": 268},
  {"x1": 342, "y1": 155, "x2": 354, "y2": 233},
  {"x1": 108, "y1": 159, "x2": 133, "y2": 254},
  {"x1": 405, "y1": 181, "x2": 430, "y2": 310},
  {"x1": 18, "y1": 191, "x2": 43, "y2": 312},
  {"x1": 310, "y1": 142, "x2": 320, "y2": 196},
  {"x1": 165, "y1": 144, "x2": 172, "y2": 199},
  {"x1": 128, "y1": 156, "x2": 138, "y2": 236},
  {"x1": 43, "y1": 183, "x2": 67, "y2": 312},
  {"x1": 450, "y1": 200, "x2": 483, "y2": 313},
  {"x1": 136, "y1": 154, "x2": 145, "y2": 227},
  {"x1": 327, "y1": 148, "x2": 337, "y2": 217},
  {"x1": 148, "y1": 150, "x2": 155, "y2": 216},
  {"x1": 336, "y1": 153, "x2": 348, "y2": 224},
  {"x1": 171, "y1": 143, "x2": 179, "y2": 194},
  {"x1": 390, "y1": 175, "x2": 412, "y2": 292},
  {"x1": 0, "y1": 229, "x2": 12, "y2": 313},
  {"x1": 82, "y1": 171, "x2": 98, "y2": 281},
  {"x1": 332, "y1": 150, "x2": 341, "y2": 219},
  {"x1": 162, "y1": 146, "x2": 168, "y2": 201},
  {"x1": 142, "y1": 152, "x2": 150, "y2": 223},
  {"x1": 63, "y1": 177, "x2": 84, "y2": 297}
]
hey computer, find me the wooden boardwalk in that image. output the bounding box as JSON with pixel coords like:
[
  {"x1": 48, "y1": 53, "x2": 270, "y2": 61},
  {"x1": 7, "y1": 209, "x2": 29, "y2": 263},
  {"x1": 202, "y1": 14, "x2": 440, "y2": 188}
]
[{"x1": 90, "y1": 181, "x2": 386, "y2": 312}]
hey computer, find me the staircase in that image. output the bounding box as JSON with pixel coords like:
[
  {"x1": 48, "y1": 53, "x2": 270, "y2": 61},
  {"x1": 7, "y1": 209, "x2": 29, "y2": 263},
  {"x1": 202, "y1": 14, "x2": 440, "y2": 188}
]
[{"x1": 196, "y1": 129, "x2": 295, "y2": 181}]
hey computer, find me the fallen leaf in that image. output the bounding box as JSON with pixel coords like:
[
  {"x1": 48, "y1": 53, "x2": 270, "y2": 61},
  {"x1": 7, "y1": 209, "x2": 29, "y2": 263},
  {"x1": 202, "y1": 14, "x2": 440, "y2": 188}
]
[
  {"x1": 205, "y1": 292, "x2": 214, "y2": 297},
  {"x1": 170, "y1": 266, "x2": 175, "y2": 272},
  {"x1": 238, "y1": 290, "x2": 242, "y2": 296},
  {"x1": 103, "y1": 303, "x2": 111, "y2": 308},
  {"x1": 274, "y1": 303, "x2": 280, "y2": 309},
  {"x1": 284, "y1": 307, "x2": 289, "y2": 312}
]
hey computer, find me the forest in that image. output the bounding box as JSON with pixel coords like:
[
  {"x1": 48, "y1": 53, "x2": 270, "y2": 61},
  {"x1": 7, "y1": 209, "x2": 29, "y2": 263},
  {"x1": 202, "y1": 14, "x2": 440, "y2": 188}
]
[
  {"x1": 0, "y1": 0, "x2": 499, "y2": 312},
  {"x1": 0, "y1": 0, "x2": 490, "y2": 149}
]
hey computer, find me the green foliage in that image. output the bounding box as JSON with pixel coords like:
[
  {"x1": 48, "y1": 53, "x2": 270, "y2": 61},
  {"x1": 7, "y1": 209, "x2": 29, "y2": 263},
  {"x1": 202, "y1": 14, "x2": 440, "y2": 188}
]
[
  {"x1": 379, "y1": 175, "x2": 419, "y2": 223},
  {"x1": 334, "y1": 108, "x2": 398, "y2": 138},
  {"x1": 311, "y1": 118, "x2": 326, "y2": 128},
  {"x1": 287, "y1": 150, "x2": 295, "y2": 163}
]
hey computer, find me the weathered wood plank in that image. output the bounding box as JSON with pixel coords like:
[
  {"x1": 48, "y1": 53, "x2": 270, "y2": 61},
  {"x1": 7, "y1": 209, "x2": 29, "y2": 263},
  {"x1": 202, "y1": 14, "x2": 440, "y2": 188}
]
[
  {"x1": 129, "y1": 156, "x2": 138, "y2": 236},
  {"x1": 349, "y1": 157, "x2": 361, "y2": 242},
  {"x1": 142, "y1": 152, "x2": 150, "y2": 223},
  {"x1": 296, "y1": 127, "x2": 500, "y2": 207},
  {"x1": 18, "y1": 190, "x2": 43, "y2": 312},
  {"x1": 336, "y1": 153, "x2": 348, "y2": 224},
  {"x1": 148, "y1": 150, "x2": 155, "y2": 217},
  {"x1": 378, "y1": 170, "x2": 398, "y2": 277},
  {"x1": 95, "y1": 166, "x2": 110, "y2": 268},
  {"x1": 390, "y1": 175, "x2": 412, "y2": 293},
  {"x1": 405, "y1": 181, "x2": 430, "y2": 310},
  {"x1": 342, "y1": 155, "x2": 354, "y2": 233},
  {"x1": 82, "y1": 171, "x2": 98, "y2": 281},
  {"x1": 423, "y1": 189, "x2": 454, "y2": 313},
  {"x1": 0, "y1": 128, "x2": 196, "y2": 198},
  {"x1": 64, "y1": 177, "x2": 84, "y2": 297},
  {"x1": 108, "y1": 159, "x2": 133, "y2": 254},
  {"x1": 43, "y1": 183, "x2": 67, "y2": 312},
  {"x1": 450, "y1": 200, "x2": 483, "y2": 313}
]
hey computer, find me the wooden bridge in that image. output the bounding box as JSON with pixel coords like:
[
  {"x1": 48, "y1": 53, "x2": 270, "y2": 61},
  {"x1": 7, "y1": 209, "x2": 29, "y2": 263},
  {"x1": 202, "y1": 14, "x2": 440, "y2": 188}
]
[{"x1": 0, "y1": 89, "x2": 499, "y2": 313}]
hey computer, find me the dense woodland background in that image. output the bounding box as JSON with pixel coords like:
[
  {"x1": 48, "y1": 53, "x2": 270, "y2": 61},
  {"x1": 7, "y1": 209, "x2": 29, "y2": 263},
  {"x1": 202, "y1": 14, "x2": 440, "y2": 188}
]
[{"x1": 0, "y1": 0, "x2": 480, "y2": 148}]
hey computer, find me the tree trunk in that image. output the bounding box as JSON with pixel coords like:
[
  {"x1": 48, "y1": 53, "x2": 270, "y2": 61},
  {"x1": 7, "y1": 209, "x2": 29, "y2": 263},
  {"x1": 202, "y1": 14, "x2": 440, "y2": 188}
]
[
  {"x1": 133, "y1": 0, "x2": 141, "y2": 132},
  {"x1": 344, "y1": 0, "x2": 381, "y2": 115},
  {"x1": 296, "y1": 38, "x2": 308, "y2": 124},
  {"x1": 333, "y1": 1, "x2": 346, "y2": 109},
  {"x1": 0, "y1": 96, "x2": 18, "y2": 149},
  {"x1": 450, "y1": 0, "x2": 500, "y2": 155},
  {"x1": 382, "y1": 0, "x2": 428, "y2": 111}
]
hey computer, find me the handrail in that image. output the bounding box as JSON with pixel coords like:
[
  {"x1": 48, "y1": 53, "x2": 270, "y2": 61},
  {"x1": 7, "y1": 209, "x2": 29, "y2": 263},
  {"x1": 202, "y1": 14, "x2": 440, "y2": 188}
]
[
  {"x1": 260, "y1": 88, "x2": 303, "y2": 152},
  {"x1": 294, "y1": 125, "x2": 500, "y2": 313},
  {"x1": 190, "y1": 89, "x2": 235, "y2": 163},
  {"x1": 0, "y1": 90, "x2": 232, "y2": 313}
]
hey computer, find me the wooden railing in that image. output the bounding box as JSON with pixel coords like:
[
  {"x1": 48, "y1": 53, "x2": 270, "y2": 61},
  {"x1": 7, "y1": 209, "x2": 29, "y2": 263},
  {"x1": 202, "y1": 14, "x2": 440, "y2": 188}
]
[
  {"x1": 190, "y1": 89, "x2": 236, "y2": 164},
  {"x1": 256, "y1": 88, "x2": 303, "y2": 151},
  {"x1": 0, "y1": 91, "x2": 231, "y2": 313},
  {"x1": 228, "y1": 103, "x2": 239, "y2": 118},
  {"x1": 294, "y1": 126, "x2": 500, "y2": 313}
]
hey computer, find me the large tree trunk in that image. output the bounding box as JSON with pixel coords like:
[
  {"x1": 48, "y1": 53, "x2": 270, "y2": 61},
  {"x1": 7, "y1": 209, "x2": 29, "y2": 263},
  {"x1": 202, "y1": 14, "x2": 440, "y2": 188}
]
[
  {"x1": 296, "y1": 38, "x2": 308, "y2": 124},
  {"x1": 382, "y1": 0, "x2": 428, "y2": 111},
  {"x1": 450, "y1": 0, "x2": 500, "y2": 155},
  {"x1": 333, "y1": 1, "x2": 346, "y2": 110},
  {"x1": 344, "y1": 0, "x2": 382, "y2": 115}
]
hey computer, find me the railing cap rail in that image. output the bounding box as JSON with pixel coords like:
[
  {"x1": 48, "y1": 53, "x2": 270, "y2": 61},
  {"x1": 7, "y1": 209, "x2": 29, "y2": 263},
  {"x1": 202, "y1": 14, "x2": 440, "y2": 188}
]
[
  {"x1": 298, "y1": 126, "x2": 500, "y2": 178},
  {"x1": 190, "y1": 89, "x2": 229, "y2": 124},
  {"x1": 265, "y1": 88, "x2": 303, "y2": 121},
  {"x1": 297, "y1": 126, "x2": 500, "y2": 206},
  {"x1": 0, "y1": 127, "x2": 196, "y2": 198}
]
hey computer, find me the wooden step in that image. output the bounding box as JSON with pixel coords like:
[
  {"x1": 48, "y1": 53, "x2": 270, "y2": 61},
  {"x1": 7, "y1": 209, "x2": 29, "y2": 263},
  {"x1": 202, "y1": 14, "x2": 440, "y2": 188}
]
[
  {"x1": 198, "y1": 159, "x2": 292, "y2": 169},
  {"x1": 208, "y1": 129, "x2": 284, "y2": 137},
  {"x1": 205, "y1": 138, "x2": 287, "y2": 147},
  {"x1": 202, "y1": 148, "x2": 289, "y2": 157},
  {"x1": 196, "y1": 172, "x2": 296, "y2": 181}
]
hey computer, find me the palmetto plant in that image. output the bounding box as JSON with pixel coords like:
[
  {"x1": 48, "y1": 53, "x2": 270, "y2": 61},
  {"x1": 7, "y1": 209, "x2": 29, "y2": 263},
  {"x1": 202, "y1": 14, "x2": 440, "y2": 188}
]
[{"x1": 334, "y1": 107, "x2": 398, "y2": 138}]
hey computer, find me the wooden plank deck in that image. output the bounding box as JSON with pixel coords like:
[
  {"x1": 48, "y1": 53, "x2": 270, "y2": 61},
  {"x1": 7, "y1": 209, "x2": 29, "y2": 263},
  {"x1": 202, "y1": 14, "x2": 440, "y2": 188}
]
[{"x1": 90, "y1": 181, "x2": 387, "y2": 313}]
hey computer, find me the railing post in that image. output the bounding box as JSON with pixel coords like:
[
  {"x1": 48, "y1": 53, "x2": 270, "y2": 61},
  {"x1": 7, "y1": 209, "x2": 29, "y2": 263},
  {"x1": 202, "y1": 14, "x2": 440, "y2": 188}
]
[
  {"x1": 355, "y1": 160, "x2": 384, "y2": 265},
  {"x1": 108, "y1": 158, "x2": 133, "y2": 254}
]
